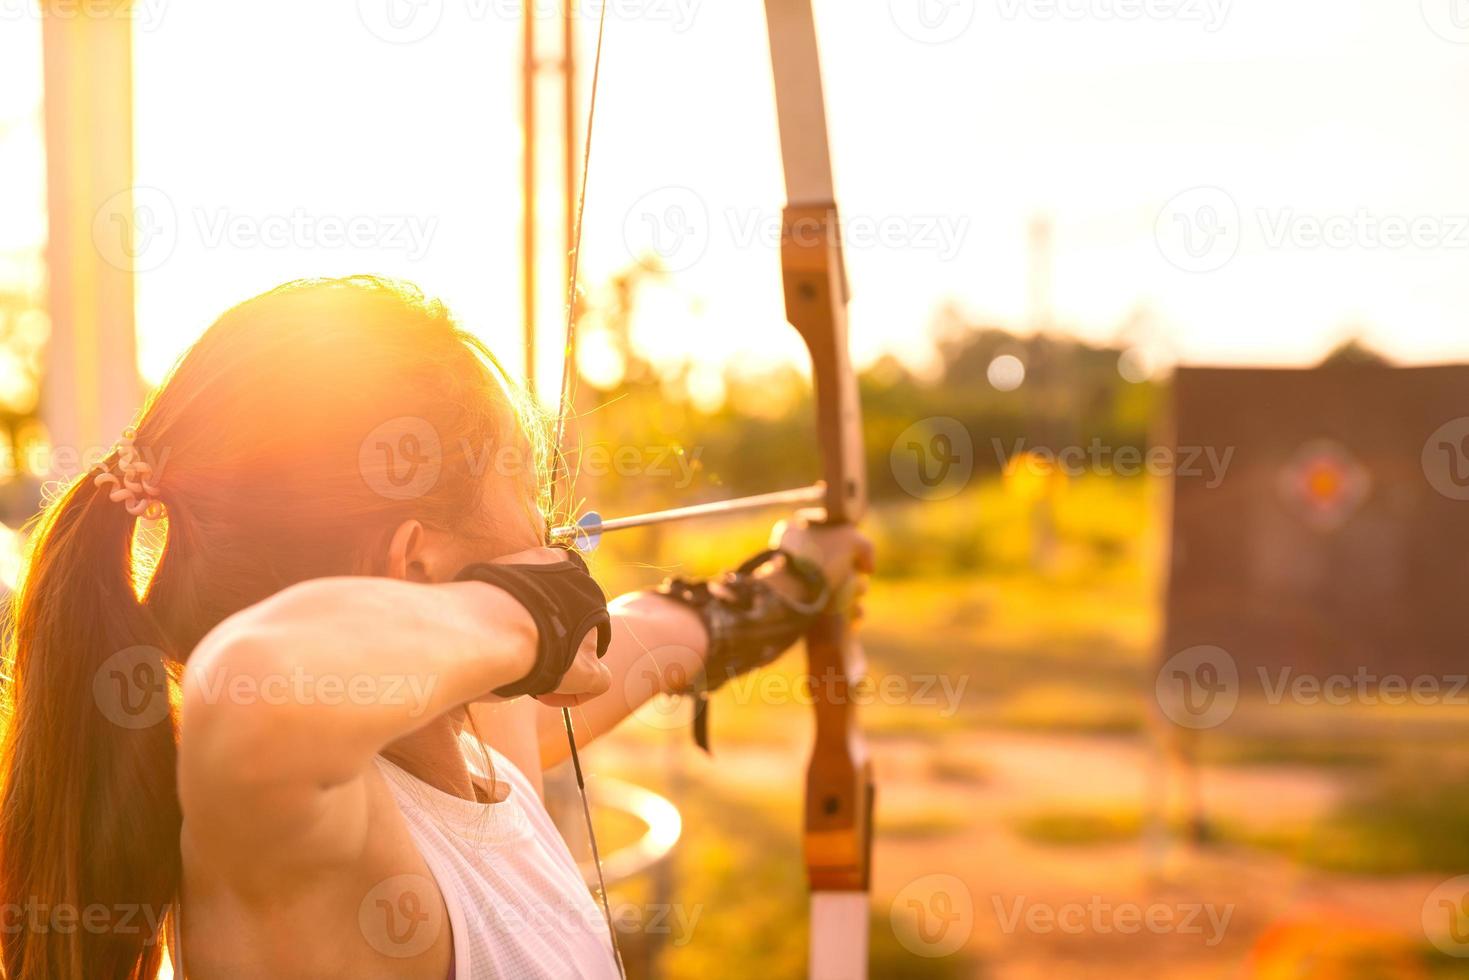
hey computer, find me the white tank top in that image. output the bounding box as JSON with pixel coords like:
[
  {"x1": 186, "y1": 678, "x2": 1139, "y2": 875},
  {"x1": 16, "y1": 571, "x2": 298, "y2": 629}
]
[{"x1": 372, "y1": 744, "x2": 621, "y2": 980}]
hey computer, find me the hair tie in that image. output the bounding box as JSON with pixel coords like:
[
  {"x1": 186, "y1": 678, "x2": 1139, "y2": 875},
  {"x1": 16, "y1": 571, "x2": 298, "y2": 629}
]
[{"x1": 93, "y1": 427, "x2": 165, "y2": 520}]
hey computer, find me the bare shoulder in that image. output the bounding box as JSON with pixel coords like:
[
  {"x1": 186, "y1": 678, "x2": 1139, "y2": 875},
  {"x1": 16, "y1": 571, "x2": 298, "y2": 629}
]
[{"x1": 177, "y1": 761, "x2": 453, "y2": 979}]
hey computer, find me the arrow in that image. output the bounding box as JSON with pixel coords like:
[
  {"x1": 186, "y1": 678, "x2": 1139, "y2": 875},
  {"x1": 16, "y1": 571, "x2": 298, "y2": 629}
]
[{"x1": 549, "y1": 483, "x2": 828, "y2": 550}]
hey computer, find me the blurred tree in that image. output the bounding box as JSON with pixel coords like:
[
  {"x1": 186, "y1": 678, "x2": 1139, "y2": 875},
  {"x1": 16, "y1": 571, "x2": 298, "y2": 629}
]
[
  {"x1": 0, "y1": 281, "x2": 46, "y2": 523},
  {"x1": 570, "y1": 271, "x2": 1163, "y2": 517},
  {"x1": 1319, "y1": 335, "x2": 1389, "y2": 368}
]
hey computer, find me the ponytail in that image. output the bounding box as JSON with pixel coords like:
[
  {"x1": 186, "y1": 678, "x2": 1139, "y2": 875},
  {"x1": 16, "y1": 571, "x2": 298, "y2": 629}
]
[
  {"x1": 0, "y1": 275, "x2": 535, "y2": 978},
  {"x1": 0, "y1": 468, "x2": 181, "y2": 979}
]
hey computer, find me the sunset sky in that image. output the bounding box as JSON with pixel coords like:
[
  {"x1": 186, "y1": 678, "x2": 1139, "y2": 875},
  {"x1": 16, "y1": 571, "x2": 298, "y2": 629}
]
[{"x1": 2, "y1": 0, "x2": 1468, "y2": 392}]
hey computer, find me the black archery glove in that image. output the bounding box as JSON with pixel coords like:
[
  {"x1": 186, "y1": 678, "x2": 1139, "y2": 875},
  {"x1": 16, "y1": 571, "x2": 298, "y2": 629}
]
[
  {"x1": 455, "y1": 550, "x2": 612, "y2": 698},
  {"x1": 655, "y1": 549, "x2": 830, "y2": 751}
]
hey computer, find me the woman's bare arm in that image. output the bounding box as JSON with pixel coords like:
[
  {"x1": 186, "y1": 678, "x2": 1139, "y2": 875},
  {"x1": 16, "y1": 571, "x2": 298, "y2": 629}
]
[
  {"x1": 461, "y1": 592, "x2": 704, "y2": 780},
  {"x1": 529, "y1": 591, "x2": 707, "y2": 768},
  {"x1": 178, "y1": 577, "x2": 536, "y2": 875},
  {"x1": 516, "y1": 520, "x2": 872, "y2": 768}
]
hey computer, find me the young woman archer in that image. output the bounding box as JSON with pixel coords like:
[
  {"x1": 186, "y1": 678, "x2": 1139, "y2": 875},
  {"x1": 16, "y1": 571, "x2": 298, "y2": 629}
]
[{"x1": 0, "y1": 276, "x2": 869, "y2": 979}]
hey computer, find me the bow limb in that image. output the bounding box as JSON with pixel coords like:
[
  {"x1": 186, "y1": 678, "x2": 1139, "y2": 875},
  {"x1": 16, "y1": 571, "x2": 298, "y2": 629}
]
[{"x1": 764, "y1": 2, "x2": 874, "y2": 977}]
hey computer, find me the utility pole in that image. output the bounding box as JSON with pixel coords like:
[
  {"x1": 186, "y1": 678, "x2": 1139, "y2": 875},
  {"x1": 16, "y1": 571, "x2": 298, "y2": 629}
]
[
  {"x1": 41, "y1": 2, "x2": 143, "y2": 478},
  {"x1": 1027, "y1": 214, "x2": 1053, "y2": 332},
  {"x1": 522, "y1": 1, "x2": 580, "y2": 401}
]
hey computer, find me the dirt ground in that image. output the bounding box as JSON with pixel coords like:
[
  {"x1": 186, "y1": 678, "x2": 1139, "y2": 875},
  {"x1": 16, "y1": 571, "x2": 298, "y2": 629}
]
[{"x1": 875, "y1": 731, "x2": 1455, "y2": 978}]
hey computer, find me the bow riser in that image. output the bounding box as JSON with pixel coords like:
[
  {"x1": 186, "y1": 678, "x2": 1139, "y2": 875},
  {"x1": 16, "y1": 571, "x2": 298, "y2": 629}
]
[
  {"x1": 778, "y1": 204, "x2": 865, "y2": 524},
  {"x1": 780, "y1": 200, "x2": 874, "y2": 980}
]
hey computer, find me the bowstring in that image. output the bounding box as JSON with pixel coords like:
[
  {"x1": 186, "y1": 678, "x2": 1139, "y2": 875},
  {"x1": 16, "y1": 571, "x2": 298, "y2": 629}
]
[{"x1": 548, "y1": 1, "x2": 623, "y2": 977}]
